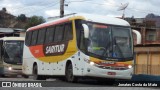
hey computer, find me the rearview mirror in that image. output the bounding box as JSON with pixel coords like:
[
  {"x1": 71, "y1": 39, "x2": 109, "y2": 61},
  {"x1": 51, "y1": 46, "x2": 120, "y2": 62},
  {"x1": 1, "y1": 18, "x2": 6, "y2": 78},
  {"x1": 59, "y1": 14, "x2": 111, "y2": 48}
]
[{"x1": 82, "y1": 24, "x2": 89, "y2": 38}]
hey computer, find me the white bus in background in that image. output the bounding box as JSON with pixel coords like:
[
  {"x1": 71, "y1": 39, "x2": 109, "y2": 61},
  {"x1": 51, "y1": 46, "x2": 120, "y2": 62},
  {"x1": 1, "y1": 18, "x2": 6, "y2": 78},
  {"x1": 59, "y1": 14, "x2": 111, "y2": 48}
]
[
  {"x1": 22, "y1": 14, "x2": 134, "y2": 82},
  {"x1": 0, "y1": 37, "x2": 27, "y2": 78}
]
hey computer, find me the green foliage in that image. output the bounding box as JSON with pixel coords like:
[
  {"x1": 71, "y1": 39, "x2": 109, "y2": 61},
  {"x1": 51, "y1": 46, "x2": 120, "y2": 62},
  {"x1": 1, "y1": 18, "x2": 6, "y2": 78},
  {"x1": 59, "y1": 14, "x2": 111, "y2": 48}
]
[
  {"x1": 25, "y1": 15, "x2": 46, "y2": 29},
  {"x1": 17, "y1": 14, "x2": 27, "y2": 22}
]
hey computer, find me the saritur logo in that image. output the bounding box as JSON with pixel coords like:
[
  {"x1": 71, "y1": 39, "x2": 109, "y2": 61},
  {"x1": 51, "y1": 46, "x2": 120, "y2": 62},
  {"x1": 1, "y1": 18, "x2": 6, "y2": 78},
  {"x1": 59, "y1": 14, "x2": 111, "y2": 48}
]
[
  {"x1": 44, "y1": 42, "x2": 68, "y2": 56},
  {"x1": 45, "y1": 44, "x2": 65, "y2": 54}
]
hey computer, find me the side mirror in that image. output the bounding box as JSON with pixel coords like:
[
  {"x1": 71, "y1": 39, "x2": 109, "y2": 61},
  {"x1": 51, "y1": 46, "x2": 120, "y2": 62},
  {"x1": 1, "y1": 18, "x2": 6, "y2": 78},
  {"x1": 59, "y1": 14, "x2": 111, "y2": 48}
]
[
  {"x1": 132, "y1": 29, "x2": 141, "y2": 44},
  {"x1": 82, "y1": 24, "x2": 89, "y2": 38}
]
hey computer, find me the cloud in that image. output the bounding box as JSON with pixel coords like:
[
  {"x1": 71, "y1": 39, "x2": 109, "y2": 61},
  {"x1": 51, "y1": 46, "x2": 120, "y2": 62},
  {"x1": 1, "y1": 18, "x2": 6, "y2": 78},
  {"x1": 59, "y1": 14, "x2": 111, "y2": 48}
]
[
  {"x1": 0, "y1": 0, "x2": 22, "y2": 14},
  {"x1": 0, "y1": 0, "x2": 58, "y2": 17},
  {"x1": 45, "y1": 9, "x2": 60, "y2": 17},
  {"x1": 0, "y1": 0, "x2": 160, "y2": 18}
]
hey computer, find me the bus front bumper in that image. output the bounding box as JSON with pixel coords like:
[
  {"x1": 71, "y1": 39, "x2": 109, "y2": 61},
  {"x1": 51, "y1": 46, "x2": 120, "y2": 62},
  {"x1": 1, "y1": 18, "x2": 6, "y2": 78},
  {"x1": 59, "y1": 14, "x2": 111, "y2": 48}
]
[
  {"x1": 83, "y1": 65, "x2": 133, "y2": 80},
  {"x1": 3, "y1": 67, "x2": 23, "y2": 75}
]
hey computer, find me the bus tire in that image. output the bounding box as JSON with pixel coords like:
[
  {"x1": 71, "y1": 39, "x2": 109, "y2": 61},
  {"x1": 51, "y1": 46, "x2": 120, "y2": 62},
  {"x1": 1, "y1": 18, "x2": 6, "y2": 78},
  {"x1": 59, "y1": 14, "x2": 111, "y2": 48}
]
[
  {"x1": 65, "y1": 63, "x2": 77, "y2": 83},
  {"x1": 0, "y1": 74, "x2": 5, "y2": 77},
  {"x1": 33, "y1": 65, "x2": 45, "y2": 80},
  {"x1": 22, "y1": 74, "x2": 29, "y2": 78}
]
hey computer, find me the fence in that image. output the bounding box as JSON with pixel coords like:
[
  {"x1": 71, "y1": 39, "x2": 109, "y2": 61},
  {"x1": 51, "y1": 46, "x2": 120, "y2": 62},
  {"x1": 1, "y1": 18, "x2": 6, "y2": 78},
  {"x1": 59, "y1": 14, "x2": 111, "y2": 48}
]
[{"x1": 134, "y1": 64, "x2": 160, "y2": 75}]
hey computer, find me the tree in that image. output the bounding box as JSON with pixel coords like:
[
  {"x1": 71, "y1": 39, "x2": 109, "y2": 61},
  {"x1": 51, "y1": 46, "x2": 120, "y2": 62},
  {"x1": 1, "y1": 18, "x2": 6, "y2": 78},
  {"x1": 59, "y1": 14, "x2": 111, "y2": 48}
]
[
  {"x1": 17, "y1": 14, "x2": 27, "y2": 22},
  {"x1": 25, "y1": 15, "x2": 45, "y2": 29},
  {"x1": 2, "y1": 7, "x2": 7, "y2": 12},
  {"x1": 146, "y1": 13, "x2": 156, "y2": 18}
]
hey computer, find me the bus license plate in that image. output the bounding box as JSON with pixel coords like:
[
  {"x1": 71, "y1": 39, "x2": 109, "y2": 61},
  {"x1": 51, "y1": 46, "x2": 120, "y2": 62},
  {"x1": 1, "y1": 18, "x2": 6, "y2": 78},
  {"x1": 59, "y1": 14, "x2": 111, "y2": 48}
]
[{"x1": 107, "y1": 72, "x2": 116, "y2": 75}]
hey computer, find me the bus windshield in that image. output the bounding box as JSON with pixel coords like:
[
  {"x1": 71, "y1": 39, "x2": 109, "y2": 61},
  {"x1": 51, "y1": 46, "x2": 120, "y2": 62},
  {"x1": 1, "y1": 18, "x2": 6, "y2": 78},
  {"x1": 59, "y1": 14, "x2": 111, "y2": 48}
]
[
  {"x1": 86, "y1": 22, "x2": 133, "y2": 60},
  {"x1": 3, "y1": 41, "x2": 24, "y2": 65}
]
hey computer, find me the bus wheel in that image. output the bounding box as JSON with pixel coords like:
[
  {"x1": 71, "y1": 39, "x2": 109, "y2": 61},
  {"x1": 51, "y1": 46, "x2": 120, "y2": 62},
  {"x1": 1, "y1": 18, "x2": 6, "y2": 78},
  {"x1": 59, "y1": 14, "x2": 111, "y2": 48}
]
[
  {"x1": 65, "y1": 63, "x2": 77, "y2": 82},
  {"x1": 33, "y1": 65, "x2": 41, "y2": 80},
  {"x1": 33, "y1": 65, "x2": 46, "y2": 80},
  {"x1": 22, "y1": 74, "x2": 29, "y2": 78},
  {"x1": 0, "y1": 74, "x2": 5, "y2": 77}
]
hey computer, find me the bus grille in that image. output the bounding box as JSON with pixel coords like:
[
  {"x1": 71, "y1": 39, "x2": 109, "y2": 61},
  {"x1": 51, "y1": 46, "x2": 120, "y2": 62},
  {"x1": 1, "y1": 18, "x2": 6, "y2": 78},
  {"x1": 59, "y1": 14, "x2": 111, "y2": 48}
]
[
  {"x1": 13, "y1": 68, "x2": 22, "y2": 70},
  {"x1": 98, "y1": 66, "x2": 128, "y2": 70}
]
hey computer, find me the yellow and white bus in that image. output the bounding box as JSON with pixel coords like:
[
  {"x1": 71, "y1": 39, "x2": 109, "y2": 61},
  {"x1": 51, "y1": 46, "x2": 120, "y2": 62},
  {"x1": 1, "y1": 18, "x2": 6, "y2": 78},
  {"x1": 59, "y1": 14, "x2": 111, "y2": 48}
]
[
  {"x1": 22, "y1": 14, "x2": 134, "y2": 82},
  {"x1": 0, "y1": 37, "x2": 27, "y2": 77}
]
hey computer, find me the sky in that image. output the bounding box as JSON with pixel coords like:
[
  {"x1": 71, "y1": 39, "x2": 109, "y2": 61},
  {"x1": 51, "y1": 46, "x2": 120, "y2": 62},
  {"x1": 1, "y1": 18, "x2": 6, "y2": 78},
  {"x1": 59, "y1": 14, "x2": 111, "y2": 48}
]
[{"x1": 0, "y1": 0, "x2": 160, "y2": 19}]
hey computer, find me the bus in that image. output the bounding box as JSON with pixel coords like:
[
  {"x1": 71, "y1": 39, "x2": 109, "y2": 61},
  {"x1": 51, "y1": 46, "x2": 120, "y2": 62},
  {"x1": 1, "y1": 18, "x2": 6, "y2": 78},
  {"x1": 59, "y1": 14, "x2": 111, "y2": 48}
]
[
  {"x1": 22, "y1": 14, "x2": 134, "y2": 82},
  {"x1": 0, "y1": 37, "x2": 26, "y2": 77}
]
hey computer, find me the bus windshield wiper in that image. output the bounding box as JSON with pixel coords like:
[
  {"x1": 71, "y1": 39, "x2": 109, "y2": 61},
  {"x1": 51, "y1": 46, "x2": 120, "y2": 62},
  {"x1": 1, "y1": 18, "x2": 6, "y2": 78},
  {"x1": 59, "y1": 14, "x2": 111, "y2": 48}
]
[
  {"x1": 114, "y1": 41, "x2": 124, "y2": 59},
  {"x1": 102, "y1": 41, "x2": 111, "y2": 57}
]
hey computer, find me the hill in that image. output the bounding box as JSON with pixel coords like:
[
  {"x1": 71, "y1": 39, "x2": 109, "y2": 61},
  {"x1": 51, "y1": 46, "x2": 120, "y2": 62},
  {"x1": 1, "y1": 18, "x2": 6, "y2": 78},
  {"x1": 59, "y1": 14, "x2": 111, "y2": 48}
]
[{"x1": 0, "y1": 8, "x2": 28, "y2": 29}]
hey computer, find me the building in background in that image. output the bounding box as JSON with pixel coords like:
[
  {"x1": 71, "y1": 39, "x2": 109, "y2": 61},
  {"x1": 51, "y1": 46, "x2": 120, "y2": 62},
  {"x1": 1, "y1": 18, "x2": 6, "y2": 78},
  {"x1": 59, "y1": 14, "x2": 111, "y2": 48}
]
[
  {"x1": 0, "y1": 28, "x2": 25, "y2": 37},
  {"x1": 125, "y1": 14, "x2": 160, "y2": 75}
]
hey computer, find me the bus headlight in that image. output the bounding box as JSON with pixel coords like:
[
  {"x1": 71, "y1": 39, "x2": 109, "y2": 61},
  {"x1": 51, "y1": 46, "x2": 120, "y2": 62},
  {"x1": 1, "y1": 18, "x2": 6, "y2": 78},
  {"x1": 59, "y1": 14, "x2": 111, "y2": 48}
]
[
  {"x1": 89, "y1": 62, "x2": 95, "y2": 66},
  {"x1": 128, "y1": 65, "x2": 132, "y2": 69},
  {"x1": 8, "y1": 67, "x2": 12, "y2": 71},
  {"x1": 84, "y1": 58, "x2": 99, "y2": 66}
]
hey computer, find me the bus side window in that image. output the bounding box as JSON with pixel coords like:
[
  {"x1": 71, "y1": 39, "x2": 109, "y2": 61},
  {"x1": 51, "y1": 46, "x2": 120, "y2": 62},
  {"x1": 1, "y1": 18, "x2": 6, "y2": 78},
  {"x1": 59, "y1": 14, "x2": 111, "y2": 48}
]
[
  {"x1": 37, "y1": 29, "x2": 46, "y2": 45},
  {"x1": 25, "y1": 31, "x2": 32, "y2": 46},
  {"x1": 64, "y1": 23, "x2": 73, "y2": 41},
  {"x1": 31, "y1": 30, "x2": 38, "y2": 46},
  {"x1": 45, "y1": 26, "x2": 55, "y2": 44},
  {"x1": 54, "y1": 25, "x2": 65, "y2": 42}
]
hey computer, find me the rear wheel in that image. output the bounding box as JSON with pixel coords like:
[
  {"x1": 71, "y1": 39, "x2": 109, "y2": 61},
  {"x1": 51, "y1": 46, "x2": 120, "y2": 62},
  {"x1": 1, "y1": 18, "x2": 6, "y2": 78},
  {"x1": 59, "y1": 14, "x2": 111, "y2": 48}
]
[
  {"x1": 0, "y1": 74, "x2": 5, "y2": 77},
  {"x1": 22, "y1": 74, "x2": 29, "y2": 78},
  {"x1": 33, "y1": 65, "x2": 46, "y2": 80},
  {"x1": 65, "y1": 63, "x2": 77, "y2": 82}
]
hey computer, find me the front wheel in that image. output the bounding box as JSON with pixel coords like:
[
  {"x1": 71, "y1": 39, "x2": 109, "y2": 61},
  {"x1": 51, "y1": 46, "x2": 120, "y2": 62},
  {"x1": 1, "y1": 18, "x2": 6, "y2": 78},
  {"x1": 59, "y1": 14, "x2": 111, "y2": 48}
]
[
  {"x1": 0, "y1": 74, "x2": 5, "y2": 77},
  {"x1": 22, "y1": 74, "x2": 29, "y2": 78},
  {"x1": 33, "y1": 65, "x2": 46, "y2": 80},
  {"x1": 65, "y1": 63, "x2": 77, "y2": 82}
]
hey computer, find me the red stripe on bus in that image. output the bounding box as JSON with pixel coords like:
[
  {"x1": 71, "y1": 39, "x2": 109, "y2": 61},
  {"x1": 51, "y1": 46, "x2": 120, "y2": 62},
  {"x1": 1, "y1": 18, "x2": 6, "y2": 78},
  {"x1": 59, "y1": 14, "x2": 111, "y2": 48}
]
[
  {"x1": 28, "y1": 19, "x2": 69, "y2": 31},
  {"x1": 29, "y1": 45, "x2": 45, "y2": 58}
]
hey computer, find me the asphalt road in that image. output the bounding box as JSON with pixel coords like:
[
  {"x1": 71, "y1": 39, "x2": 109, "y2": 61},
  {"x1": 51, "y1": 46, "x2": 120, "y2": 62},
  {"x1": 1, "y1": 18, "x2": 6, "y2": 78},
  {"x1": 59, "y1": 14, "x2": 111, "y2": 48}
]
[{"x1": 0, "y1": 76, "x2": 159, "y2": 90}]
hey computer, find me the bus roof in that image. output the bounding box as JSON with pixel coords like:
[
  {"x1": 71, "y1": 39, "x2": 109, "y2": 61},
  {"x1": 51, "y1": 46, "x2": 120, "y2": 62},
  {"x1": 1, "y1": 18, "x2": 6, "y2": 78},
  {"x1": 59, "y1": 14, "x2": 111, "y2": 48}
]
[
  {"x1": 76, "y1": 14, "x2": 130, "y2": 26},
  {"x1": 27, "y1": 13, "x2": 130, "y2": 31},
  {"x1": 0, "y1": 37, "x2": 24, "y2": 41}
]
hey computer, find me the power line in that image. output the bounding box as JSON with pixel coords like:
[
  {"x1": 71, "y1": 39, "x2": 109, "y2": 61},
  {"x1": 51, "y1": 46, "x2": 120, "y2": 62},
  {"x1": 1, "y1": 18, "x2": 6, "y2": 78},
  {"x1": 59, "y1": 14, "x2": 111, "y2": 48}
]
[
  {"x1": 1, "y1": 1, "x2": 58, "y2": 15},
  {"x1": 2, "y1": 0, "x2": 160, "y2": 18},
  {"x1": 66, "y1": 0, "x2": 160, "y2": 15},
  {"x1": 23, "y1": 2, "x2": 59, "y2": 16},
  {"x1": 12, "y1": 1, "x2": 57, "y2": 13},
  {"x1": 67, "y1": 0, "x2": 94, "y2": 3},
  {"x1": 127, "y1": 7, "x2": 160, "y2": 15}
]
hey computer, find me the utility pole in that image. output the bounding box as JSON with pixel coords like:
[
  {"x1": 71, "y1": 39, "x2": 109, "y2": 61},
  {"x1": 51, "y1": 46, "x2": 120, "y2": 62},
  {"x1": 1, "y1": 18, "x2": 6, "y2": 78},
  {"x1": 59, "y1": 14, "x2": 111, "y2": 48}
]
[{"x1": 60, "y1": 0, "x2": 64, "y2": 18}]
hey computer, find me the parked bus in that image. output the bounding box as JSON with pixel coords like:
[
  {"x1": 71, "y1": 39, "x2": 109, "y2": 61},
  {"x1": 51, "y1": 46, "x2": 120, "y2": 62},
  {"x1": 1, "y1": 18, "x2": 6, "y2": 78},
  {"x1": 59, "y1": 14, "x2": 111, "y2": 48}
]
[
  {"x1": 22, "y1": 14, "x2": 134, "y2": 82},
  {"x1": 0, "y1": 37, "x2": 27, "y2": 77}
]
